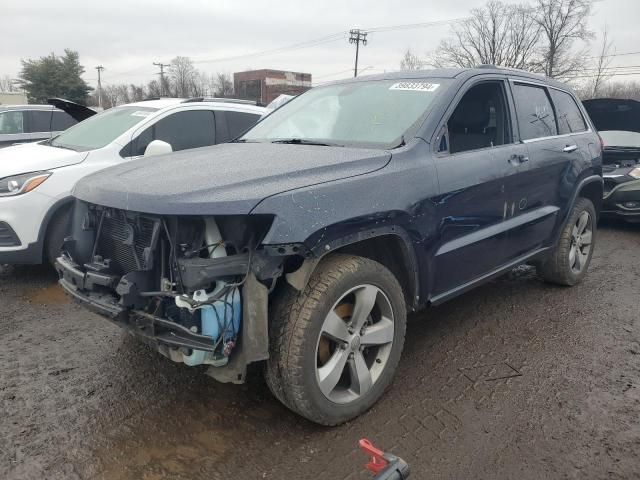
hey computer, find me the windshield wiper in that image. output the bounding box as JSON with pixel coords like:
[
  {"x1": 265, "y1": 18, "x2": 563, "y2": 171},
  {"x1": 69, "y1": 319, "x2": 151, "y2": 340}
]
[
  {"x1": 49, "y1": 142, "x2": 78, "y2": 151},
  {"x1": 390, "y1": 135, "x2": 406, "y2": 150},
  {"x1": 271, "y1": 138, "x2": 343, "y2": 147}
]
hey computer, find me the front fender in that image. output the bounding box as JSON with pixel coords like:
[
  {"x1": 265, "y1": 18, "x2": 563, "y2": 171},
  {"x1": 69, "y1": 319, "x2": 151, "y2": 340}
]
[{"x1": 283, "y1": 220, "x2": 422, "y2": 310}]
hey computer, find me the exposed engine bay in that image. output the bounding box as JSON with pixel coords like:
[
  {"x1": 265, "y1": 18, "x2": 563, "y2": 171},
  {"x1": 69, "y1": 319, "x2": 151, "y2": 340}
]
[{"x1": 56, "y1": 201, "x2": 285, "y2": 381}]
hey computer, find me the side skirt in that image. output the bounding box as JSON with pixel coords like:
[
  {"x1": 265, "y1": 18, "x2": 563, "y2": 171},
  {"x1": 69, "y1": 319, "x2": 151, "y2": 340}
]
[{"x1": 429, "y1": 247, "x2": 550, "y2": 306}]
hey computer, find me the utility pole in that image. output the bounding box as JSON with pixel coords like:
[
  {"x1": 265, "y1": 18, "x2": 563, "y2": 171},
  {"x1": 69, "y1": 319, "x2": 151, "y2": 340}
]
[
  {"x1": 153, "y1": 62, "x2": 171, "y2": 96},
  {"x1": 95, "y1": 65, "x2": 104, "y2": 109},
  {"x1": 349, "y1": 29, "x2": 368, "y2": 77}
]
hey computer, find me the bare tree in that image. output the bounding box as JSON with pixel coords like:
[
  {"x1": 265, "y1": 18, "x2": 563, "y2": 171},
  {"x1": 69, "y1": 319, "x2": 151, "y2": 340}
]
[
  {"x1": 600, "y1": 81, "x2": 640, "y2": 101},
  {"x1": 0, "y1": 75, "x2": 18, "y2": 92},
  {"x1": 400, "y1": 49, "x2": 424, "y2": 70},
  {"x1": 588, "y1": 27, "x2": 614, "y2": 98},
  {"x1": 169, "y1": 56, "x2": 198, "y2": 97},
  {"x1": 429, "y1": 1, "x2": 541, "y2": 69},
  {"x1": 214, "y1": 73, "x2": 234, "y2": 97},
  {"x1": 147, "y1": 79, "x2": 162, "y2": 98},
  {"x1": 116, "y1": 84, "x2": 131, "y2": 104},
  {"x1": 533, "y1": 0, "x2": 595, "y2": 79},
  {"x1": 129, "y1": 84, "x2": 146, "y2": 102}
]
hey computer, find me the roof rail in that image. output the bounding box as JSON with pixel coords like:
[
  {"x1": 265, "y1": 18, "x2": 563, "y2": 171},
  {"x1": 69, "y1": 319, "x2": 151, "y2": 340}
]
[
  {"x1": 476, "y1": 64, "x2": 498, "y2": 69},
  {"x1": 182, "y1": 97, "x2": 257, "y2": 106}
]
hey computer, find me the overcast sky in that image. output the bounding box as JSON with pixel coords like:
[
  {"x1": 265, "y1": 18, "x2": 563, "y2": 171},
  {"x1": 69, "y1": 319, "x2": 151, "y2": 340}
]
[{"x1": 2, "y1": 0, "x2": 639, "y2": 89}]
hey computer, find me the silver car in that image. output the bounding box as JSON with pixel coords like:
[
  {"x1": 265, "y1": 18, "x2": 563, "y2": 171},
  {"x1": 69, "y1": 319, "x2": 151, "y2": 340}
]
[{"x1": 0, "y1": 99, "x2": 95, "y2": 148}]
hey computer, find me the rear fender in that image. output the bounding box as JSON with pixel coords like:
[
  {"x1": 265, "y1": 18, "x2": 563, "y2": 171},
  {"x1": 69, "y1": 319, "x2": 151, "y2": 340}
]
[{"x1": 551, "y1": 174, "x2": 603, "y2": 244}]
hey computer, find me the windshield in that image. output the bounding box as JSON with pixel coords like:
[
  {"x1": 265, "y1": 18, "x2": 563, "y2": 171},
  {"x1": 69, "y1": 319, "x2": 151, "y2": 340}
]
[
  {"x1": 600, "y1": 130, "x2": 640, "y2": 148},
  {"x1": 50, "y1": 106, "x2": 157, "y2": 151},
  {"x1": 242, "y1": 79, "x2": 450, "y2": 148}
]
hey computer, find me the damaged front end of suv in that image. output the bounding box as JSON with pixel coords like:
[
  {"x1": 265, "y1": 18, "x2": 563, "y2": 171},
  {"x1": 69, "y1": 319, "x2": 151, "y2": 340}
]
[{"x1": 57, "y1": 204, "x2": 283, "y2": 383}]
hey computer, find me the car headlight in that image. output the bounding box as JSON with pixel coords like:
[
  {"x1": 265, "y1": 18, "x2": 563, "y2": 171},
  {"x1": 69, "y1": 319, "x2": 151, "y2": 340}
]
[
  {"x1": 630, "y1": 167, "x2": 640, "y2": 179},
  {"x1": 0, "y1": 171, "x2": 52, "y2": 197}
]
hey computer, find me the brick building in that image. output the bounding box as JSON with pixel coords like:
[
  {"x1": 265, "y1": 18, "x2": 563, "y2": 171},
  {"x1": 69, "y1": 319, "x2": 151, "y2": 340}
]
[{"x1": 234, "y1": 69, "x2": 312, "y2": 105}]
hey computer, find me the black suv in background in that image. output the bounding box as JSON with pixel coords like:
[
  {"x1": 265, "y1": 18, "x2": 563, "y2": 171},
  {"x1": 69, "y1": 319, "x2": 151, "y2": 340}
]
[
  {"x1": 583, "y1": 98, "x2": 640, "y2": 222},
  {"x1": 56, "y1": 67, "x2": 603, "y2": 425}
]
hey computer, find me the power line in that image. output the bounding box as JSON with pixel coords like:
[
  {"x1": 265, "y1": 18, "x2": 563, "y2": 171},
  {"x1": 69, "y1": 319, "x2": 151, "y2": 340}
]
[
  {"x1": 192, "y1": 33, "x2": 348, "y2": 65},
  {"x1": 586, "y1": 50, "x2": 640, "y2": 60},
  {"x1": 190, "y1": 18, "x2": 462, "y2": 66},
  {"x1": 572, "y1": 71, "x2": 640, "y2": 79},
  {"x1": 363, "y1": 18, "x2": 466, "y2": 33}
]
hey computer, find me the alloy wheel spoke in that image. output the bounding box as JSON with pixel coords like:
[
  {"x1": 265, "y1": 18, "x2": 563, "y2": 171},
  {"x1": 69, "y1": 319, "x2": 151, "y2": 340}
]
[
  {"x1": 322, "y1": 310, "x2": 351, "y2": 343},
  {"x1": 569, "y1": 245, "x2": 577, "y2": 269},
  {"x1": 361, "y1": 317, "x2": 394, "y2": 346},
  {"x1": 574, "y1": 247, "x2": 583, "y2": 271},
  {"x1": 350, "y1": 286, "x2": 378, "y2": 331},
  {"x1": 318, "y1": 348, "x2": 350, "y2": 397},
  {"x1": 576, "y1": 212, "x2": 589, "y2": 234},
  {"x1": 581, "y1": 231, "x2": 592, "y2": 246},
  {"x1": 578, "y1": 250, "x2": 589, "y2": 270},
  {"x1": 348, "y1": 352, "x2": 373, "y2": 396}
]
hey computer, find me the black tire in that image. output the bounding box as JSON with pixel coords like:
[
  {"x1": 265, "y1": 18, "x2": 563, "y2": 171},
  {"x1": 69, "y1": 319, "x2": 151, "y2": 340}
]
[
  {"x1": 265, "y1": 254, "x2": 407, "y2": 426},
  {"x1": 44, "y1": 206, "x2": 71, "y2": 267},
  {"x1": 538, "y1": 197, "x2": 597, "y2": 286}
]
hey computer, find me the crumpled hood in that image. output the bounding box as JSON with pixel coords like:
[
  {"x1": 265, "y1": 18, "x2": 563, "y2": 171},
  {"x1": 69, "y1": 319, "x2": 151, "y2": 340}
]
[
  {"x1": 0, "y1": 142, "x2": 88, "y2": 178},
  {"x1": 73, "y1": 142, "x2": 391, "y2": 215}
]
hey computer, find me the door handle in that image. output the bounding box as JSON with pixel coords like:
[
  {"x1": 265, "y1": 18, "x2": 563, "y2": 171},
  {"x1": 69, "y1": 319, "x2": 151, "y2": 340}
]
[{"x1": 563, "y1": 145, "x2": 578, "y2": 153}]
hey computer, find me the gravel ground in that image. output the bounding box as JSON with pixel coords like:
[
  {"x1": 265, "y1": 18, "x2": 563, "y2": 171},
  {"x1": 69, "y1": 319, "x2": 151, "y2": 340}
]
[{"x1": 1, "y1": 220, "x2": 639, "y2": 480}]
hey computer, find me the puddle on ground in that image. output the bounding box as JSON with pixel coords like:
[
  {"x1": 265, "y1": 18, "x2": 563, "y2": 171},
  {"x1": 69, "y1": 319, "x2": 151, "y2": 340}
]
[{"x1": 27, "y1": 283, "x2": 69, "y2": 305}]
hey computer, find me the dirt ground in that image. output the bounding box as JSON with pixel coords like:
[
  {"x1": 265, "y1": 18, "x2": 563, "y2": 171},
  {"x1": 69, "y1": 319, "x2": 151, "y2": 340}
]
[{"x1": 1, "y1": 220, "x2": 639, "y2": 480}]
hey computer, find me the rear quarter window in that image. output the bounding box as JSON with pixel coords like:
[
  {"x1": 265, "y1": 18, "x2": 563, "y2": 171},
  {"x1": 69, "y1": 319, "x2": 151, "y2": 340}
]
[{"x1": 549, "y1": 89, "x2": 587, "y2": 134}]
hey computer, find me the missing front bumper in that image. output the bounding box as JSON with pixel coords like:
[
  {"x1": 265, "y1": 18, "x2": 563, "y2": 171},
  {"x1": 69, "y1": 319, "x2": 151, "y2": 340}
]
[{"x1": 56, "y1": 255, "x2": 271, "y2": 383}]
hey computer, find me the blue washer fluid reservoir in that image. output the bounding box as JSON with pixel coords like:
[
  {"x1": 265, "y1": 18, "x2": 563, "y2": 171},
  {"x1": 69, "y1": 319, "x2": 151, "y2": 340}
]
[{"x1": 183, "y1": 287, "x2": 241, "y2": 367}]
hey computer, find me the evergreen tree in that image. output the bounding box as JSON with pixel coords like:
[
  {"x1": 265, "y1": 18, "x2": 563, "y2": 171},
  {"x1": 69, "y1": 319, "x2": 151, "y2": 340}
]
[{"x1": 18, "y1": 49, "x2": 92, "y2": 104}]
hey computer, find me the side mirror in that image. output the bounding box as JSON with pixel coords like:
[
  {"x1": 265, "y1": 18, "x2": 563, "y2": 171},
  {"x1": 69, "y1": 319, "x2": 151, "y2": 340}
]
[{"x1": 143, "y1": 140, "x2": 173, "y2": 157}]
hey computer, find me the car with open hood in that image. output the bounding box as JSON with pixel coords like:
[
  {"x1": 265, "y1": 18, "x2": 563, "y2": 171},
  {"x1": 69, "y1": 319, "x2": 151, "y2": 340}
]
[
  {"x1": 583, "y1": 98, "x2": 640, "y2": 222},
  {"x1": 0, "y1": 98, "x2": 266, "y2": 265},
  {"x1": 0, "y1": 98, "x2": 95, "y2": 148},
  {"x1": 56, "y1": 67, "x2": 603, "y2": 425}
]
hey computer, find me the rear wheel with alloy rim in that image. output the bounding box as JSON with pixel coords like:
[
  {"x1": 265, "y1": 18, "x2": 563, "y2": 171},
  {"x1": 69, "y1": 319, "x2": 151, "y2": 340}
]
[
  {"x1": 538, "y1": 197, "x2": 597, "y2": 286},
  {"x1": 265, "y1": 254, "x2": 406, "y2": 425}
]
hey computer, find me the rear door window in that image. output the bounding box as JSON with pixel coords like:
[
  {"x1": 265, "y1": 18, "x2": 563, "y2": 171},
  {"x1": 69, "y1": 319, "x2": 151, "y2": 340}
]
[
  {"x1": 26, "y1": 110, "x2": 53, "y2": 133},
  {"x1": 0, "y1": 111, "x2": 24, "y2": 134},
  {"x1": 549, "y1": 89, "x2": 587, "y2": 134},
  {"x1": 131, "y1": 110, "x2": 216, "y2": 156},
  {"x1": 512, "y1": 83, "x2": 558, "y2": 140}
]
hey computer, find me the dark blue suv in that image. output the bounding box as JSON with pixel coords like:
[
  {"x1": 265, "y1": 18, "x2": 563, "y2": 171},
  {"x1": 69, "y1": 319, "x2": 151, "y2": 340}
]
[{"x1": 56, "y1": 67, "x2": 603, "y2": 425}]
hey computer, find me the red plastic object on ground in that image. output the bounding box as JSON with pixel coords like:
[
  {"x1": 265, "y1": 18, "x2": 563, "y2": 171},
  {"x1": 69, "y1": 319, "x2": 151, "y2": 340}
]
[{"x1": 359, "y1": 438, "x2": 410, "y2": 479}]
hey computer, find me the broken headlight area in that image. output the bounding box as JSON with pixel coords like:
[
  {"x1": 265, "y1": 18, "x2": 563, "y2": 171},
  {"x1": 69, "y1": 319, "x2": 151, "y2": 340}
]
[{"x1": 57, "y1": 202, "x2": 277, "y2": 368}]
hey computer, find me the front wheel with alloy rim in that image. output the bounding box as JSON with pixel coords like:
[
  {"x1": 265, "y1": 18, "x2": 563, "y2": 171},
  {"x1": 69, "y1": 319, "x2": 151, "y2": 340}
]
[
  {"x1": 265, "y1": 254, "x2": 407, "y2": 425},
  {"x1": 538, "y1": 197, "x2": 597, "y2": 286}
]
